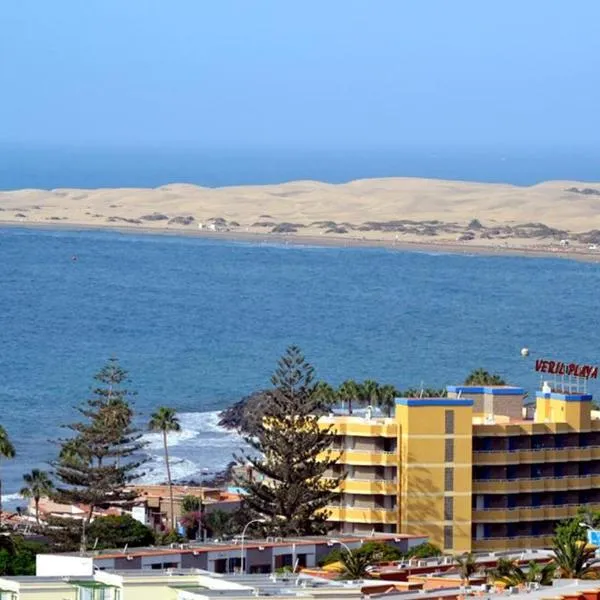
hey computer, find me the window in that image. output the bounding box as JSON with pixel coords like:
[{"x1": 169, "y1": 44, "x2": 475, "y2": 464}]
[
  {"x1": 445, "y1": 438, "x2": 454, "y2": 462},
  {"x1": 445, "y1": 467, "x2": 454, "y2": 491},
  {"x1": 444, "y1": 525, "x2": 454, "y2": 550},
  {"x1": 445, "y1": 410, "x2": 455, "y2": 434},
  {"x1": 444, "y1": 496, "x2": 454, "y2": 520}
]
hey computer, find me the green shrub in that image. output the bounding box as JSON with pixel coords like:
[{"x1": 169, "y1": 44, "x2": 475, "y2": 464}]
[
  {"x1": 405, "y1": 542, "x2": 442, "y2": 558},
  {"x1": 88, "y1": 515, "x2": 155, "y2": 549}
]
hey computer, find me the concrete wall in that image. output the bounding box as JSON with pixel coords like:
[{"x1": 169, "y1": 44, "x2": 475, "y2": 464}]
[
  {"x1": 181, "y1": 552, "x2": 208, "y2": 570},
  {"x1": 114, "y1": 556, "x2": 143, "y2": 570},
  {"x1": 36, "y1": 554, "x2": 94, "y2": 577},
  {"x1": 396, "y1": 398, "x2": 473, "y2": 554}
]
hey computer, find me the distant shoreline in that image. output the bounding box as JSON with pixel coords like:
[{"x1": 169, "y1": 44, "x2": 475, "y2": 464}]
[
  {"x1": 2, "y1": 219, "x2": 600, "y2": 264},
  {"x1": 2, "y1": 177, "x2": 600, "y2": 264}
]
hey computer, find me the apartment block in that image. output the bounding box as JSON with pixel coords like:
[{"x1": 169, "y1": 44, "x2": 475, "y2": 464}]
[{"x1": 320, "y1": 384, "x2": 599, "y2": 553}]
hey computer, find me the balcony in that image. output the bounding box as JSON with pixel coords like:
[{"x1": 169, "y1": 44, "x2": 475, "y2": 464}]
[
  {"x1": 319, "y1": 416, "x2": 397, "y2": 437},
  {"x1": 473, "y1": 474, "x2": 600, "y2": 494},
  {"x1": 473, "y1": 445, "x2": 600, "y2": 465},
  {"x1": 472, "y1": 503, "x2": 588, "y2": 523},
  {"x1": 336, "y1": 478, "x2": 397, "y2": 495},
  {"x1": 323, "y1": 449, "x2": 398, "y2": 466},
  {"x1": 325, "y1": 505, "x2": 397, "y2": 524},
  {"x1": 472, "y1": 535, "x2": 554, "y2": 552}
]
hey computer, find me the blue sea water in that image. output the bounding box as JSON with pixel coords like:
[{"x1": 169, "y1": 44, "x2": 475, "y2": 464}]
[
  {"x1": 1, "y1": 226, "x2": 600, "y2": 505},
  {"x1": 1, "y1": 145, "x2": 600, "y2": 506},
  {"x1": 2, "y1": 146, "x2": 600, "y2": 189}
]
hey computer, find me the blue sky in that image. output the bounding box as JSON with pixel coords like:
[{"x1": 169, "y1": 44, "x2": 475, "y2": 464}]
[{"x1": 1, "y1": 0, "x2": 599, "y2": 149}]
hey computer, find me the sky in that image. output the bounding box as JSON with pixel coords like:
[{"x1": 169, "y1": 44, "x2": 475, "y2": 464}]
[{"x1": 1, "y1": 0, "x2": 600, "y2": 149}]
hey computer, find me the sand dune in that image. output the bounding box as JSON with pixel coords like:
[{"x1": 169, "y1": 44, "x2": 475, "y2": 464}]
[{"x1": 1, "y1": 178, "x2": 600, "y2": 254}]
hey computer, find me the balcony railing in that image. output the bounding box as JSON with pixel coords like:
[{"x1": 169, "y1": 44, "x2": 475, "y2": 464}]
[
  {"x1": 325, "y1": 505, "x2": 397, "y2": 524},
  {"x1": 331, "y1": 448, "x2": 397, "y2": 454},
  {"x1": 330, "y1": 504, "x2": 396, "y2": 510},
  {"x1": 473, "y1": 444, "x2": 600, "y2": 454},
  {"x1": 473, "y1": 474, "x2": 600, "y2": 494},
  {"x1": 474, "y1": 502, "x2": 585, "y2": 512},
  {"x1": 474, "y1": 474, "x2": 595, "y2": 482}
]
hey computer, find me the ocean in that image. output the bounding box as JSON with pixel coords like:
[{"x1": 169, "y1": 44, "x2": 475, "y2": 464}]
[
  {"x1": 1, "y1": 226, "x2": 600, "y2": 508},
  {"x1": 1, "y1": 145, "x2": 600, "y2": 508},
  {"x1": 2, "y1": 146, "x2": 600, "y2": 189}
]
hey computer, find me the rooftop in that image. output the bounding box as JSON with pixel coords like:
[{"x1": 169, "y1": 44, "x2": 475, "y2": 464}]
[{"x1": 58, "y1": 534, "x2": 422, "y2": 559}]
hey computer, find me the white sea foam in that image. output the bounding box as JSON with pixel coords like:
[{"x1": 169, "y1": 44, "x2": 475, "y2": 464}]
[
  {"x1": 142, "y1": 427, "x2": 199, "y2": 450},
  {"x1": 136, "y1": 410, "x2": 246, "y2": 485},
  {"x1": 139, "y1": 455, "x2": 202, "y2": 484},
  {"x1": 2, "y1": 493, "x2": 23, "y2": 504}
]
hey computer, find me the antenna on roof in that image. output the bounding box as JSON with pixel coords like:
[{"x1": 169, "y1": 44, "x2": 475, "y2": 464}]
[
  {"x1": 122, "y1": 543, "x2": 128, "y2": 555},
  {"x1": 419, "y1": 382, "x2": 424, "y2": 399}
]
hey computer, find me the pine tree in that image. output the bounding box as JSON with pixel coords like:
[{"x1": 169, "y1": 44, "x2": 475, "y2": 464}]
[
  {"x1": 52, "y1": 358, "x2": 146, "y2": 523},
  {"x1": 235, "y1": 346, "x2": 343, "y2": 536}
]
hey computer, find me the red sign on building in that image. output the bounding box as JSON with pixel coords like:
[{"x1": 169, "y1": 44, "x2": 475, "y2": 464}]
[{"x1": 535, "y1": 359, "x2": 598, "y2": 380}]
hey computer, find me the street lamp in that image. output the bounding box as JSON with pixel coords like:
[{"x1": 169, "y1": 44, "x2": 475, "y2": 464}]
[
  {"x1": 328, "y1": 538, "x2": 352, "y2": 554},
  {"x1": 240, "y1": 518, "x2": 266, "y2": 574}
]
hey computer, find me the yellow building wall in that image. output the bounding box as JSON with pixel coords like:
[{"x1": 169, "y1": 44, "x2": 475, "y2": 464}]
[
  {"x1": 11, "y1": 586, "x2": 77, "y2": 600},
  {"x1": 535, "y1": 393, "x2": 591, "y2": 429},
  {"x1": 122, "y1": 583, "x2": 180, "y2": 600},
  {"x1": 395, "y1": 399, "x2": 473, "y2": 553}
]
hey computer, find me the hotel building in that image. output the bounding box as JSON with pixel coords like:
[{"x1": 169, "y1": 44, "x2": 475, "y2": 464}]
[{"x1": 320, "y1": 382, "x2": 600, "y2": 553}]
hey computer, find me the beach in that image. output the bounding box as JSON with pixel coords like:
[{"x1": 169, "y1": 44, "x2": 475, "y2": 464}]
[{"x1": 1, "y1": 177, "x2": 600, "y2": 261}]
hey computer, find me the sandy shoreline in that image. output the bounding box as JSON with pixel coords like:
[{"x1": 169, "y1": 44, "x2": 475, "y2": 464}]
[
  {"x1": 1, "y1": 176, "x2": 600, "y2": 263},
  {"x1": 2, "y1": 218, "x2": 600, "y2": 263}
]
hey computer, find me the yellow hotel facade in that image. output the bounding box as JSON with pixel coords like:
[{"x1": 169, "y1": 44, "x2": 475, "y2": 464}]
[{"x1": 320, "y1": 385, "x2": 600, "y2": 554}]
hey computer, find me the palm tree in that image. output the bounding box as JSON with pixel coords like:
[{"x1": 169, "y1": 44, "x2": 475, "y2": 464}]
[
  {"x1": 149, "y1": 407, "x2": 181, "y2": 531},
  {"x1": 340, "y1": 549, "x2": 371, "y2": 579},
  {"x1": 455, "y1": 553, "x2": 477, "y2": 586},
  {"x1": 20, "y1": 469, "x2": 54, "y2": 524},
  {"x1": 0, "y1": 426, "x2": 15, "y2": 525},
  {"x1": 525, "y1": 561, "x2": 556, "y2": 585},
  {"x1": 360, "y1": 380, "x2": 380, "y2": 408},
  {"x1": 312, "y1": 381, "x2": 337, "y2": 411},
  {"x1": 552, "y1": 527, "x2": 598, "y2": 579},
  {"x1": 490, "y1": 559, "x2": 555, "y2": 587},
  {"x1": 465, "y1": 369, "x2": 506, "y2": 386},
  {"x1": 487, "y1": 557, "x2": 516, "y2": 583},
  {"x1": 378, "y1": 384, "x2": 398, "y2": 417},
  {"x1": 337, "y1": 380, "x2": 360, "y2": 414}
]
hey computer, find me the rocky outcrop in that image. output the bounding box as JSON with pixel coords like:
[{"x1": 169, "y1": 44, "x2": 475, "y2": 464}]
[{"x1": 218, "y1": 390, "x2": 271, "y2": 434}]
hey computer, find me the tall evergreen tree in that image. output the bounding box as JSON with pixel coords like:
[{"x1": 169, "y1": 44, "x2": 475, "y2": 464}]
[
  {"x1": 235, "y1": 346, "x2": 343, "y2": 536},
  {"x1": 52, "y1": 359, "x2": 145, "y2": 523}
]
